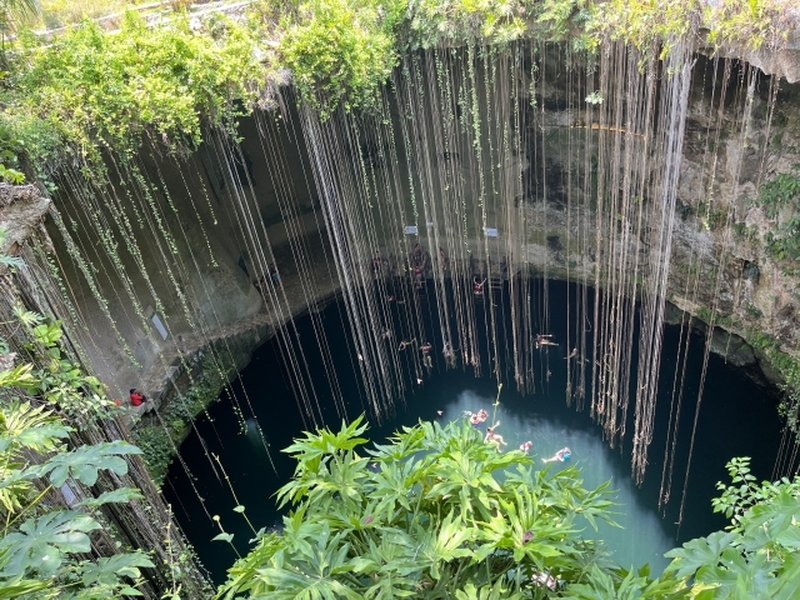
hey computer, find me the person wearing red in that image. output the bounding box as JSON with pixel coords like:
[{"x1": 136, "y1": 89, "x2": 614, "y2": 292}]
[{"x1": 129, "y1": 388, "x2": 145, "y2": 407}]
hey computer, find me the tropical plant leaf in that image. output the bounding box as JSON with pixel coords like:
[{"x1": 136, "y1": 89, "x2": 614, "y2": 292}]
[
  {"x1": 0, "y1": 402, "x2": 68, "y2": 454},
  {"x1": 40, "y1": 440, "x2": 141, "y2": 487},
  {"x1": 0, "y1": 364, "x2": 36, "y2": 389},
  {"x1": 665, "y1": 531, "x2": 736, "y2": 578},
  {"x1": 766, "y1": 550, "x2": 800, "y2": 600},
  {"x1": 0, "y1": 576, "x2": 50, "y2": 599},
  {"x1": 75, "y1": 487, "x2": 144, "y2": 508},
  {"x1": 0, "y1": 467, "x2": 38, "y2": 515},
  {"x1": 77, "y1": 551, "x2": 154, "y2": 589},
  {"x1": 0, "y1": 511, "x2": 98, "y2": 578}
]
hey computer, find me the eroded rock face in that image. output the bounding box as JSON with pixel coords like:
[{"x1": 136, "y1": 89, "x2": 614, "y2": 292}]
[
  {"x1": 516, "y1": 51, "x2": 800, "y2": 387},
  {"x1": 0, "y1": 183, "x2": 50, "y2": 261},
  {"x1": 5, "y1": 47, "x2": 800, "y2": 402}
]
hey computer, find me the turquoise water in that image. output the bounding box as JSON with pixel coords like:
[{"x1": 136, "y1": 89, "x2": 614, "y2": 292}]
[
  {"x1": 165, "y1": 280, "x2": 781, "y2": 583},
  {"x1": 436, "y1": 387, "x2": 672, "y2": 573}
]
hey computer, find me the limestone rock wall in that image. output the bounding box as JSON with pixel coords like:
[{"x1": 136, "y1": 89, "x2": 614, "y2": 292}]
[{"x1": 4, "y1": 51, "x2": 800, "y2": 426}]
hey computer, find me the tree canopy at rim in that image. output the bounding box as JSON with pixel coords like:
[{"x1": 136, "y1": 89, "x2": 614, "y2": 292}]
[{"x1": 0, "y1": 0, "x2": 795, "y2": 184}]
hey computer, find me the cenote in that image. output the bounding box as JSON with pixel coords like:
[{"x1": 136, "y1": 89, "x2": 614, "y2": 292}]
[
  {"x1": 7, "y1": 3, "x2": 800, "y2": 598},
  {"x1": 165, "y1": 279, "x2": 783, "y2": 584}
]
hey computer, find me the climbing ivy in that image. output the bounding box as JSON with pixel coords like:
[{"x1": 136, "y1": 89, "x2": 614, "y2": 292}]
[
  {"x1": 279, "y1": 0, "x2": 402, "y2": 119},
  {"x1": 0, "y1": 0, "x2": 794, "y2": 179},
  {"x1": 5, "y1": 10, "x2": 264, "y2": 180},
  {"x1": 752, "y1": 166, "x2": 800, "y2": 263}
]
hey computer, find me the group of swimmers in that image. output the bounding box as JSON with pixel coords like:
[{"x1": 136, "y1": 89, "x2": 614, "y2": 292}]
[{"x1": 464, "y1": 409, "x2": 572, "y2": 462}]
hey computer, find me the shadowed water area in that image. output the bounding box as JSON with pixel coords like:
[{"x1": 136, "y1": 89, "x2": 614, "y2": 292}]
[{"x1": 165, "y1": 280, "x2": 782, "y2": 584}]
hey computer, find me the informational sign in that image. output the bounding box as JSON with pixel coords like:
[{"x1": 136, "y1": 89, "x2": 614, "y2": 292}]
[
  {"x1": 151, "y1": 313, "x2": 169, "y2": 340},
  {"x1": 404, "y1": 225, "x2": 418, "y2": 235},
  {"x1": 484, "y1": 227, "x2": 499, "y2": 237}
]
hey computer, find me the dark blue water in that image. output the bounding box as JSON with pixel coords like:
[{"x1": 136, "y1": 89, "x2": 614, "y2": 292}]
[{"x1": 164, "y1": 279, "x2": 783, "y2": 584}]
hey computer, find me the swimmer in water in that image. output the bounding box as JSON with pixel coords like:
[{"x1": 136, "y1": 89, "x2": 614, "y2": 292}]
[
  {"x1": 484, "y1": 421, "x2": 507, "y2": 450},
  {"x1": 542, "y1": 447, "x2": 572, "y2": 463},
  {"x1": 468, "y1": 408, "x2": 488, "y2": 427},
  {"x1": 398, "y1": 338, "x2": 416, "y2": 351}
]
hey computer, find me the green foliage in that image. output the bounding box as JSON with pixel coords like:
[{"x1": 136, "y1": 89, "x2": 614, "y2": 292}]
[
  {"x1": 756, "y1": 168, "x2": 800, "y2": 219},
  {"x1": 5, "y1": 10, "x2": 264, "y2": 178},
  {"x1": 216, "y1": 417, "x2": 636, "y2": 598},
  {"x1": 590, "y1": 0, "x2": 694, "y2": 59},
  {"x1": 217, "y1": 420, "x2": 800, "y2": 598},
  {"x1": 703, "y1": 0, "x2": 792, "y2": 51},
  {"x1": 0, "y1": 400, "x2": 69, "y2": 515},
  {"x1": 0, "y1": 396, "x2": 154, "y2": 598},
  {"x1": 665, "y1": 457, "x2": 800, "y2": 599},
  {"x1": 752, "y1": 166, "x2": 800, "y2": 260},
  {"x1": 0, "y1": 227, "x2": 24, "y2": 275},
  {"x1": 38, "y1": 0, "x2": 131, "y2": 30},
  {"x1": 566, "y1": 563, "x2": 688, "y2": 599},
  {"x1": 405, "y1": 0, "x2": 531, "y2": 50},
  {"x1": 129, "y1": 425, "x2": 175, "y2": 488},
  {"x1": 0, "y1": 163, "x2": 24, "y2": 184},
  {"x1": 8, "y1": 320, "x2": 120, "y2": 425},
  {"x1": 40, "y1": 439, "x2": 141, "y2": 487},
  {"x1": 745, "y1": 330, "x2": 800, "y2": 440},
  {"x1": 1, "y1": 511, "x2": 99, "y2": 577},
  {"x1": 280, "y1": 0, "x2": 400, "y2": 119},
  {"x1": 0, "y1": 0, "x2": 795, "y2": 176},
  {"x1": 0, "y1": 0, "x2": 38, "y2": 54}
]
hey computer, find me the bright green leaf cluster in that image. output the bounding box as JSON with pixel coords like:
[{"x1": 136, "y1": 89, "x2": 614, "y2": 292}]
[
  {"x1": 665, "y1": 456, "x2": 800, "y2": 598},
  {"x1": 5, "y1": 10, "x2": 265, "y2": 178},
  {"x1": 218, "y1": 420, "x2": 800, "y2": 598},
  {"x1": 0, "y1": 395, "x2": 152, "y2": 597},
  {"x1": 280, "y1": 0, "x2": 400, "y2": 119},
  {"x1": 0, "y1": 1, "x2": 795, "y2": 179},
  {"x1": 217, "y1": 417, "x2": 622, "y2": 598}
]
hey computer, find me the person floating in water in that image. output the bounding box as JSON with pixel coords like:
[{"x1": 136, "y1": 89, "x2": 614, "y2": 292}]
[
  {"x1": 467, "y1": 408, "x2": 488, "y2": 427},
  {"x1": 442, "y1": 343, "x2": 458, "y2": 367},
  {"x1": 532, "y1": 570, "x2": 558, "y2": 591},
  {"x1": 398, "y1": 338, "x2": 416, "y2": 351},
  {"x1": 419, "y1": 342, "x2": 433, "y2": 368},
  {"x1": 484, "y1": 421, "x2": 507, "y2": 450},
  {"x1": 542, "y1": 447, "x2": 572, "y2": 463},
  {"x1": 519, "y1": 440, "x2": 533, "y2": 453},
  {"x1": 535, "y1": 333, "x2": 558, "y2": 349},
  {"x1": 473, "y1": 276, "x2": 487, "y2": 296}
]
